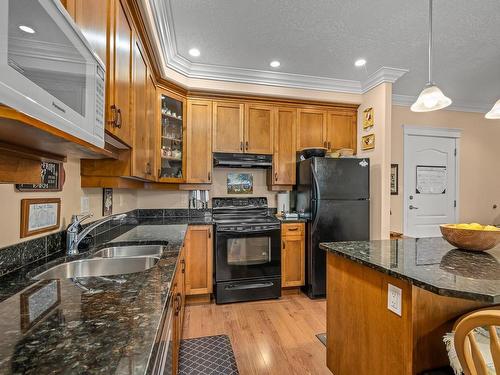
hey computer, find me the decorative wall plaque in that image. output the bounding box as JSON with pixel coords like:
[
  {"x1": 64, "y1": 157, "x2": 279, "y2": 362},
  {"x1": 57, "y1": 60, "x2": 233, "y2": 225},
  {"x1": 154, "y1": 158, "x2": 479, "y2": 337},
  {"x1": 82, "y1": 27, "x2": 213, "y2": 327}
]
[
  {"x1": 20, "y1": 198, "x2": 61, "y2": 238},
  {"x1": 16, "y1": 162, "x2": 65, "y2": 192}
]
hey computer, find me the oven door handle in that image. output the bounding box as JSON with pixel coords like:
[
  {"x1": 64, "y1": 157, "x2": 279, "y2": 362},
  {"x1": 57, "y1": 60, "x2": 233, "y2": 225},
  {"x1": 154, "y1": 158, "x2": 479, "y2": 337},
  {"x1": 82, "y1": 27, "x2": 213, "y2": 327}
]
[
  {"x1": 216, "y1": 228, "x2": 279, "y2": 235},
  {"x1": 225, "y1": 281, "x2": 274, "y2": 290}
]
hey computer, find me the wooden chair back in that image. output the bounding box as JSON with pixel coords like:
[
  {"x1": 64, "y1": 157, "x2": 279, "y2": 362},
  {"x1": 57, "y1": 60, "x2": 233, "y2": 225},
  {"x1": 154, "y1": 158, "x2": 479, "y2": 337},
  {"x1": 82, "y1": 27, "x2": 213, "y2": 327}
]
[{"x1": 454, "y1": 309, "x2": 500, "y2": 375}]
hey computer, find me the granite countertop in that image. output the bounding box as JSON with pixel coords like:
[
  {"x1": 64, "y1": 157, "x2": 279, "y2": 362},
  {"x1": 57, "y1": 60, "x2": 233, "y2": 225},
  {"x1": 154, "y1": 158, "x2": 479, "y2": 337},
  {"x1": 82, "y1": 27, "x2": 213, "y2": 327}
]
[
  {"x1": 0, "y1": 218, "x2": 192, "y2": 375},
  {"x1": 320, "y1": 238, "x2": 500, "y2": 303},
  {"x1": 276, "y1": 216, "x2": 308, "y2": 223}
]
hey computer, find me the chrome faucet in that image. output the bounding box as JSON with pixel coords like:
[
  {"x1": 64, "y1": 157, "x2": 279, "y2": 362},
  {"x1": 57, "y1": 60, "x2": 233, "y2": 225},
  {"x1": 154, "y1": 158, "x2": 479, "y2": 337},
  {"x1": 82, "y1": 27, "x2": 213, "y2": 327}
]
[{"x1": 66, "y1": 213, "x2": 127, "y2": 256}]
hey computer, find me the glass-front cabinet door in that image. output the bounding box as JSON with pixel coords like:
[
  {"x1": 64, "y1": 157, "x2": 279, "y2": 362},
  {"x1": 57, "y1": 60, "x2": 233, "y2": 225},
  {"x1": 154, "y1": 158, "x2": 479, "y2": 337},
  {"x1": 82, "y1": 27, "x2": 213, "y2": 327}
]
[{"x1": 158, "y1": 91, "x2": 186, "y2": 182}]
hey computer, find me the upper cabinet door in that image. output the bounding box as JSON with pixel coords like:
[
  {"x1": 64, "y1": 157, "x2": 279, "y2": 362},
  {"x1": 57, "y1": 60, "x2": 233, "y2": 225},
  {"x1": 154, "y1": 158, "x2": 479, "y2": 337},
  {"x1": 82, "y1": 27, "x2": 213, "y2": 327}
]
[
  {"x1": 187, "y1": 100, "x2": 213, "y2": 183},
  {"x1": 273, "y1": 107, "x2": 297, "y2": 185},
  {"x1": 326, "y1": 110, "x2": 357, "y2": 152},
  {"x1": 212, "y1": 102, "x2": 244, "y2": 153},
  {"x1": 297, "y1": 108, "x2": 327, "y2": 150},
  {"x1": 66, "y1": 0, "x2": 108, "y2": 64},
  {"x1": 244, "y1": 104, "x2": 274, "y2": 154},
  {"x1": 109, "y1": 0, "x2": 133, "y2": 145},
  {"x1": 131, "y1": 39, "x2": 148, "y2": 180}
]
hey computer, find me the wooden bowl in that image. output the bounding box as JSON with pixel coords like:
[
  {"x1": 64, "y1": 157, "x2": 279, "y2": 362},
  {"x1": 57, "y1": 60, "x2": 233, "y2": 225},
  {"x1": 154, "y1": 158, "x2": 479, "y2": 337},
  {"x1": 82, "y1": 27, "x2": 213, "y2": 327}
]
[{"x1": 440, "y1": 224, "x2": 500, "y2": 251}]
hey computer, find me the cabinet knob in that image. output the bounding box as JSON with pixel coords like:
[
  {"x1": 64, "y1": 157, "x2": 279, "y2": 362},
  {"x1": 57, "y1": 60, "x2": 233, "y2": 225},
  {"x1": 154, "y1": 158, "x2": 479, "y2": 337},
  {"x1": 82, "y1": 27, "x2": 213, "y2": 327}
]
[
  {"x1": 245, "y1": 141, "x2": 249, "y2": 150},
  {"x1": 240, "y1": 141, "x2": 243, "y2": 151},
  {"x1": 115, "y1": 108, "x2": 122, "y2": 128},
  {"x1": 275, "y1": 172, "x2": 278, "y2": 182}
]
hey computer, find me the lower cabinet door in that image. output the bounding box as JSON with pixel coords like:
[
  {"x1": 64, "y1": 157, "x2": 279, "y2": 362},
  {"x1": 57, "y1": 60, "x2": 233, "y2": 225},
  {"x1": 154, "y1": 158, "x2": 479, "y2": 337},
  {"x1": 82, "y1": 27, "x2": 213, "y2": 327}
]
[
  {"x1": 185, "y1": 225, "x2": 213, "y2": 295},
  {"x1": 282, "y1": 235, "x2": 305, "y2": 287}
]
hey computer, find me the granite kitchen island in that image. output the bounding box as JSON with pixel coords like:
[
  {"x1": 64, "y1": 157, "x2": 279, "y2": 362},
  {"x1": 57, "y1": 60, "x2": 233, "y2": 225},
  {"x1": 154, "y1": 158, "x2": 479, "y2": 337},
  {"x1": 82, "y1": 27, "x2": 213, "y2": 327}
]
[{"x1": 320, "y1": 238, "x2": 500, "y2": 375}]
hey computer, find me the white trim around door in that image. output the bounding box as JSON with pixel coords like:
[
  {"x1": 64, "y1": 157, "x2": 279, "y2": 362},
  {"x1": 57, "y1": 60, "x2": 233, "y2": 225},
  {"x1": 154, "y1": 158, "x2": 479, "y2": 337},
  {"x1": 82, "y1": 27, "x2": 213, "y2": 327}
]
[{"x1": 403, "y1": 125, "x2": 462, "y2": 237}]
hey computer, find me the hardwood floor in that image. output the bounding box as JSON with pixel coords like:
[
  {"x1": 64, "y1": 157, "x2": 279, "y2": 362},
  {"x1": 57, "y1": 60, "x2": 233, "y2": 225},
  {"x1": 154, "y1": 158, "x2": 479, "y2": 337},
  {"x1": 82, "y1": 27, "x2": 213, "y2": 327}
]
[{"x1": 182, "y1": 292, "x2": 332, "y2": 375}]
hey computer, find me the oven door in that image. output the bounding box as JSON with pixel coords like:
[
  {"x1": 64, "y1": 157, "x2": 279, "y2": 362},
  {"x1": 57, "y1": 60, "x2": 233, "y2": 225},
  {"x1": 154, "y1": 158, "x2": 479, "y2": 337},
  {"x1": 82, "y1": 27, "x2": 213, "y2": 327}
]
[{"x1": 215, "y1": 226, "x2": 281, "y2": 282}]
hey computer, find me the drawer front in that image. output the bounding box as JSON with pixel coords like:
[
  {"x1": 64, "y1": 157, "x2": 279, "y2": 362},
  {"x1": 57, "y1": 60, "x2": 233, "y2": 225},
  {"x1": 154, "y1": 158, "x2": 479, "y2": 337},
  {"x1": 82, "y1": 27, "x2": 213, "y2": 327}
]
[{"x1": 282, "y1": 223, "x2": 305, "y2": 237}]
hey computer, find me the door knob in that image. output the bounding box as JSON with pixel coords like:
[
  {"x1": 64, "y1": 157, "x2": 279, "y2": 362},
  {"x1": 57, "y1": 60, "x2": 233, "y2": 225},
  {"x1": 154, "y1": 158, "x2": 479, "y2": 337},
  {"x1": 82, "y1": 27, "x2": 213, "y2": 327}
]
[{"x1": 409, "y1": 205, "x2": 419, "y2": 210}]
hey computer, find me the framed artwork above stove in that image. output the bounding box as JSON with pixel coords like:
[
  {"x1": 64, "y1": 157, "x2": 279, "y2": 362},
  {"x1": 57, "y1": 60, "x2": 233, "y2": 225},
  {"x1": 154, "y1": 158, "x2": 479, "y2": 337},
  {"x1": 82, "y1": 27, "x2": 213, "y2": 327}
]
[{"x1": 227, "y1": 173, "x2": 253, "y2": 194}]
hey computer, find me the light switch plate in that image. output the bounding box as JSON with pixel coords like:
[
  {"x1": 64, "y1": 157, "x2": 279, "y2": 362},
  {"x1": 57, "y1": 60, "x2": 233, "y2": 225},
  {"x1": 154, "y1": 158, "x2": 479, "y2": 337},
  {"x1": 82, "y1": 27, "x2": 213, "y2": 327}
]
[
  {"x1": 81, "y1": 196, "x2": 90, "y2": 214},
  {"x1": 387, "y1": 284, "x2": 402, "y2": 316}
]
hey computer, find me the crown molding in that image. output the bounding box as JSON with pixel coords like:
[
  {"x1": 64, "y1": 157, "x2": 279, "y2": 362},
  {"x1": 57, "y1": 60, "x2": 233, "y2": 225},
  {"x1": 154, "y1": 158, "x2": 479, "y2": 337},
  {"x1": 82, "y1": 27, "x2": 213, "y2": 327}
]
[
  {"x1": 145, "y1": 0, "x2": 408, "y2": 95},
  {"x1": 393, "y1": 94, "x2": 490, "y2": 113},
  {"x1": 362, "y1": 67, "x2": 408, "y2": 93}
]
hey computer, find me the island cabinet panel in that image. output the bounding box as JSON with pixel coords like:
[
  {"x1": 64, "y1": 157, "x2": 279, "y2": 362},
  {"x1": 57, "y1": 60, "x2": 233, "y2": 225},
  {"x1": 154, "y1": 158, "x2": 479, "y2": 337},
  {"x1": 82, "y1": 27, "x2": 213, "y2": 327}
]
[
  {"x1": 269, "y1": 107, "x2": 297, "y2": 187},
  {"x1": 187, "y1": 100, "x2": 213, "y2": 183},
  {"x1": 172, "y1": 246, "x2": 186, "y2": 375},
  {"x1": 106, "y1": 0, "x2": 133, "y2": 145},
  {"x1": 297, "y1": 108, "x2": 327, "y2": 150},
  {"x1": 244, "y1": 104, "x2": 274, "y2": 154},
  {"x1": 185, "y1": 225, "x2": 213, "y2": 296},
  {"x1": 325, "y1": 110, "x2": 357, "y2": 152},
  {"x1": 212, "y1": 102, "x2": 244, "y2": 153},
  {"x1": 281, "y1": 223, "x2": 305, "y2": 287},
  {"x1": 326, "y1": 253, "x2": 488, "y2": 375}
]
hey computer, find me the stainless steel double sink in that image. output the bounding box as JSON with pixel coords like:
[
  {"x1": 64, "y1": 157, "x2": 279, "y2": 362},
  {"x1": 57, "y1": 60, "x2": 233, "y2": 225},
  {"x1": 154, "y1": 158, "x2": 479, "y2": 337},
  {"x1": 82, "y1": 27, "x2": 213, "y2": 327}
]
[{"x1": 33, "y1": 245, "x2": 164, "y2": 280}]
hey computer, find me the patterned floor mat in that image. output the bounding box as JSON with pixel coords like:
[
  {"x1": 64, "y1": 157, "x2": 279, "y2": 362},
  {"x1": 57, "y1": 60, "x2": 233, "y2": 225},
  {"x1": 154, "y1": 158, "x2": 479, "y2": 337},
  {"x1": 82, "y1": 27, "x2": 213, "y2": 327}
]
[{"x1": 178, "y1": 335, "x2": 239, "y2": 375}]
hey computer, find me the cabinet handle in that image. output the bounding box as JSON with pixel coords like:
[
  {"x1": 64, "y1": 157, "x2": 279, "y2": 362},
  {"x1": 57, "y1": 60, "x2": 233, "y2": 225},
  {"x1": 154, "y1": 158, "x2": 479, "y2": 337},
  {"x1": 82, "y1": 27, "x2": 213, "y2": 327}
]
[
  {"x1": 181, "y1": 259, "x2": 185, "y2": 273},
  {"x1": 288, "y1": 227, "x2": 299, "y2": 231},
  {"x1": 145, "y1": 162, "x2": 152, "y2": 175},
  {"x1": 240, "y1": 141, "x2": 243, "y2": 151},
  {"x1": 282, "y1": 241, "x2": 286, "y2": 250},
  {"x1": 175, "y1": 293, "x2": 182, "y2": 315},
  {"x1": 208, "y1": 229, "x2": 211, "y2": 239},
  {"x1": 245, "y1": 141, "x2": 249, "y2": 150},
  {"x1": 328, "y1": 141, "x2": 331, "y2": 150},
  {"x1": 323, "y1": 141, "x2": 327, "y2": 148},
  {"x1": 275, "y1": 172, "x2": 278, "y2": 181},
  {"x1": 115, "y1": 107, "x2": 122, "y2": 128},
  {"x1": 208, "y1": 172, "x2": 211, "y2": 181},
  {"x1": 109, "y1": 105, "x2": 117, "y2": 127}
]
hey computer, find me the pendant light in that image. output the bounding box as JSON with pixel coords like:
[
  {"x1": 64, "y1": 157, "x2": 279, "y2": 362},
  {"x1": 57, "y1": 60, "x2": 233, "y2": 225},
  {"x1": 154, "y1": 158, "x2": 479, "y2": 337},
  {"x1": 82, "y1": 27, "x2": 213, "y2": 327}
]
[
  {"x1": 411, "y1": 0, "x2": 452, "y2": 112},
  {"x1": 485, "y1": 99, "x2": 500, "y2": 119}
]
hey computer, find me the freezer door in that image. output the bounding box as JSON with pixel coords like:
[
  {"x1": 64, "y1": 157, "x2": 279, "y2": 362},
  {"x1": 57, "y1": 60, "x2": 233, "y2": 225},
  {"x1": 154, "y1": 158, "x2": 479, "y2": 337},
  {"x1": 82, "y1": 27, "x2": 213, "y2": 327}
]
[
  {"x1": 306, "y1": 199, "x2": 370, "y2": 298},
  {"x1": 313, "y1": 157, "x2": 370, "y2": 200}
]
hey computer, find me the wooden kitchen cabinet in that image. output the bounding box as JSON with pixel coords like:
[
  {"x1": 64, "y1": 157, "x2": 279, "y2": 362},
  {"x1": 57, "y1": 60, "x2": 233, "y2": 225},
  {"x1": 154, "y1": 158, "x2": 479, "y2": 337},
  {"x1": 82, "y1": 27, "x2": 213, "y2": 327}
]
[
  {"x1": 268, "y1": 107, "x2": 297, "y2": 188},
  {"x1": 172, "y1": 246, "x2": 186, "y2": 375},
  {"x1": 185, "y1": 225, "x2": 213, "y2": 296},
  {"x1": 244, "y1": 104, "x2": 274, "y2": 154},
  {"x1": 212, "y1": 101, "x2": 244, "y2": 153},
  {"x1": 325, "y1": 110, "x2": 357, "y2": 152},
  {"x1": 281, "y1": 223, "x2": 305, "y2": 288},
  {"x1": 297, "y1": 108, "x2": 327, "y2": 150},
  {"x1": 146, "y1": 74, "x2": 157, "y2": 180},
  {"x1": 187, "y1": 99, "x2": 213, "y2": 183}
]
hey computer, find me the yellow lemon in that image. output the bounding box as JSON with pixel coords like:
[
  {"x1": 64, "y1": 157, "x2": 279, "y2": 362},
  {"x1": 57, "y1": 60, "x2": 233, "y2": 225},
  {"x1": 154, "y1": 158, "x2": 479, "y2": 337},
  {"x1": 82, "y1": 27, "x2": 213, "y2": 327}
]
[
  {"x1": 468, "y1": 223, "x2": 484, "y2": 230},
  {"x1": 484, "y1": 225, "x2": 500, "y2": 231}
]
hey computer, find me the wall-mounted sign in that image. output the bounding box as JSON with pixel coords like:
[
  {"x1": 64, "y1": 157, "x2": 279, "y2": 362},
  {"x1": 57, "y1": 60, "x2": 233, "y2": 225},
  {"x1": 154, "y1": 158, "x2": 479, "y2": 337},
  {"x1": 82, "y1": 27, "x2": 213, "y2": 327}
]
[
  {"x1": 416, "y1": 165, "x2": 447, "y2": 194},
  {"x1": 16, "y1": 162, "x2": 65, "y2": 192},
  {"x1": 227, "y1": 173, "x2": 253, "y2": 194},
  {"x1": 20, "y1": 198, "x2": 61, "y2": 238},
  {"x1": 391, "y1": 164, "x2": 399, "y2": 195}
]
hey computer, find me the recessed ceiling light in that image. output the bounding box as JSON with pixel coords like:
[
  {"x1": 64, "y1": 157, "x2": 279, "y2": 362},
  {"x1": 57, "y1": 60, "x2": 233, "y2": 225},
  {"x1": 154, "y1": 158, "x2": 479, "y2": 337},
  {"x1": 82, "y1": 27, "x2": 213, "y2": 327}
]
[
  {"x1": 188, "y1": 48, "x2": 200, "y2": 57},
  {"x1": 354, "y1": 58, "x2": 366, "y2": 67},
  {"x1": 19, "y1": 25, "x2": 35, "y2": 34},
  {"x1": 270, "y1": 60, "x2": 281, "y2": 68}
]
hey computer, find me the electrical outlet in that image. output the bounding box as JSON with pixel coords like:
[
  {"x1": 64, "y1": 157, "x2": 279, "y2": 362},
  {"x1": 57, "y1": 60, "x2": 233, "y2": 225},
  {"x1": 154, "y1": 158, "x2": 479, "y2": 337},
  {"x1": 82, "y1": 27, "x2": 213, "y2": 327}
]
[
  {"x1": 80, "y1": 196, "x2": 90, "y2": 214},
  {"x1": 387, "y1": 284, "x2": 402, "y2": 316}
]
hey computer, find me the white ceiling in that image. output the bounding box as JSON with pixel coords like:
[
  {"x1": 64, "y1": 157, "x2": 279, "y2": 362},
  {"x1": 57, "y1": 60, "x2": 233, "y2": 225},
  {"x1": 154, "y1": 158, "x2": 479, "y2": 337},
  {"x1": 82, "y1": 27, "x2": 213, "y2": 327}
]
[{"x1": 145, "y1": 0, "x2": 500, "y2": 112}]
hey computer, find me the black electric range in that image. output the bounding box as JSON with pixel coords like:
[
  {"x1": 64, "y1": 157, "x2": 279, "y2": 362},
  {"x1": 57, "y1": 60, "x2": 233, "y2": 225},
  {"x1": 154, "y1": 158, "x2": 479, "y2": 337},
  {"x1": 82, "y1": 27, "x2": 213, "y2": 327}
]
[{"x1": 212, "y1": 197, "x2": 281, "y2": 304}]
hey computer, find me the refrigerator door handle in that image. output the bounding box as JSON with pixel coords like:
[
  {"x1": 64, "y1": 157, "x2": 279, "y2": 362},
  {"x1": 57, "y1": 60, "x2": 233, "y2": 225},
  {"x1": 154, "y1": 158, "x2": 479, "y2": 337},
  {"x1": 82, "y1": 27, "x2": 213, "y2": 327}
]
[{"x1": 311, "y1": 167, "x2": 321, "y2": 233}]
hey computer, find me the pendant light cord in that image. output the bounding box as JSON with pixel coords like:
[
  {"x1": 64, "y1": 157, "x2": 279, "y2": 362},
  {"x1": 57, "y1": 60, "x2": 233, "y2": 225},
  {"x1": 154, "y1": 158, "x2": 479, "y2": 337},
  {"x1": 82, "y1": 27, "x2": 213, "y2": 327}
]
[{"x1": 428, "y1": 0, "x2": 433, "y2": 84}]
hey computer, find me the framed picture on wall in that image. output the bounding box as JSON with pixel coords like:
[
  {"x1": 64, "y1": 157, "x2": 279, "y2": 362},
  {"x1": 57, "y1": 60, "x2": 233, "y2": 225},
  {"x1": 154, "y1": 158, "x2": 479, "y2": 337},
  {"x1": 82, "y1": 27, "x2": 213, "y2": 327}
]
[
  {"x1": 15, "y1": 162, "x2": 65, "y2": 192},
  {"x1": 391, "y1": 164, "x2": 399, "y2": 195},
  {"x1": 20, "y1": 198, "x2": 61, "y2": 238}
]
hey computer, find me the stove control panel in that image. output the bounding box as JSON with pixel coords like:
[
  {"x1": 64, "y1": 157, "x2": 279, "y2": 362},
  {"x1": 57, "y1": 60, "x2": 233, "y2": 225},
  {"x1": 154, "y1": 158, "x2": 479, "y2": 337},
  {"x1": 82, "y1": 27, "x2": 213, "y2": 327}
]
[
  {"x1": 213, "y1": 197, "x2": 268, "y2": 209},
  {"x1": 217, "y1": 223, "x2": 280, "y2": 232}
]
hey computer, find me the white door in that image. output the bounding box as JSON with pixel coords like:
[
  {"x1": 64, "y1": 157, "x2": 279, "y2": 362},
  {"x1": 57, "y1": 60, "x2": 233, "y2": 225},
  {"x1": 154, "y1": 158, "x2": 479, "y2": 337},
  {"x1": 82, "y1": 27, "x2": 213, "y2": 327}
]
[{"x1": 404, "y1": 131, "x2": 458, "y2": 237}]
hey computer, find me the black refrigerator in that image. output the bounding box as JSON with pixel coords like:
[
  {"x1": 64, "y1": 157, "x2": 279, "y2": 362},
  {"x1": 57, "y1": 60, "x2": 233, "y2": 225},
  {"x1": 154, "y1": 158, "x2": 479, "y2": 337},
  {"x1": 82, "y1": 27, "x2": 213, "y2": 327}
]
[{"x1": 296, "y1": 157, "x2": 370, "y2": 298}]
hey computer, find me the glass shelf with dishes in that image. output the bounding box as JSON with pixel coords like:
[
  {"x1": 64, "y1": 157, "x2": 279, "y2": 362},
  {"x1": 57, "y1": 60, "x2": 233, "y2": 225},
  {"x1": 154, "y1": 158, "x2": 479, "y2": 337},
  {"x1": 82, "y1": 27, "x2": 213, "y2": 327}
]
[{"x1": 159, "y1": 93, "x2": 185, "y2": 181}]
